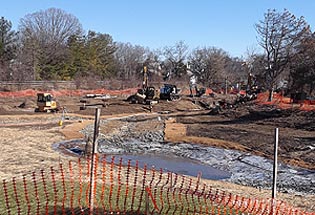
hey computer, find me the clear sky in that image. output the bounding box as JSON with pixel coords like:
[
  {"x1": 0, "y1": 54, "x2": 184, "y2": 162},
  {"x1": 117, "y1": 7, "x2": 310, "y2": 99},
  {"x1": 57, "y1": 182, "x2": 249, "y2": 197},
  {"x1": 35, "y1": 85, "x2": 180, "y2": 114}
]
[{"x1": 1, "y1": 0, "x2": 315, "y2": 57}]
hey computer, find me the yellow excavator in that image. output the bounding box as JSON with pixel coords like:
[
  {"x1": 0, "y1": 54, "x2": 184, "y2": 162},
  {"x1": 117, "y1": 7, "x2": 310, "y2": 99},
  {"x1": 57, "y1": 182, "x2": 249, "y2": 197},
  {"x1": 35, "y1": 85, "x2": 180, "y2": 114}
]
[
  {"x1": 35, "y1": 93, "x2": 59, "y2": 112},
  {"x1": 127, "y1": 66, "x2": 181, "y2": 104},
  {"x1": 130, "y1": 66, "x2": 159, "y2": 104}
]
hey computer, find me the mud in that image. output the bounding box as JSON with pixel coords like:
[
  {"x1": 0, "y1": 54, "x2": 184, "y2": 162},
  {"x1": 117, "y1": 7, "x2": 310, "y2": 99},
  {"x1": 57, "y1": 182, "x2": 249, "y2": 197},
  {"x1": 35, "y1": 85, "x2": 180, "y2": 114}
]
[
  {"x1": 53, "y1": 115, "x2": 315, "y2": 196},
  {"x1": 1, "y1": 91, "x2": 315, "y2": 211}
]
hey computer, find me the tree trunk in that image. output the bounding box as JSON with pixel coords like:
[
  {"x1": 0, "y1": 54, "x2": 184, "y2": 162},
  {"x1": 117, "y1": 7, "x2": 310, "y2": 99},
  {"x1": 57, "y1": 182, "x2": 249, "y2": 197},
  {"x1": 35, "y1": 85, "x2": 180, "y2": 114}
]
[
  {"x1": 309, "y1": 83, "x2": 314, "y2": 96},
  {"x1": 268, "y1": 88, "x2": 274, "y2": 101}
]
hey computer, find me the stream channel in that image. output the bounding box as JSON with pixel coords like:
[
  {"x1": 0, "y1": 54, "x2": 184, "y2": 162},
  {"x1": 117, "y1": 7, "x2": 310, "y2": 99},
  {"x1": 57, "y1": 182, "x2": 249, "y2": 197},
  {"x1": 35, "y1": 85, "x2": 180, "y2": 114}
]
[
  {"x1": 53, "y1": 116, "x2": 315, "y2": 196},
  {"x1": 53, "y1": 139, "x2": 230, "y2": 180}
]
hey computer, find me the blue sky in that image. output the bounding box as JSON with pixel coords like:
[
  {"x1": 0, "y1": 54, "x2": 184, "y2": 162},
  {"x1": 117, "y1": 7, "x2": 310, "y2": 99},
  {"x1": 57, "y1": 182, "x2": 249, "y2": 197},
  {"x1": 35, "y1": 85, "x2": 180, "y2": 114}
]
[{"x1": 1, "y1": 0, "x2": 315, "y2": 57}]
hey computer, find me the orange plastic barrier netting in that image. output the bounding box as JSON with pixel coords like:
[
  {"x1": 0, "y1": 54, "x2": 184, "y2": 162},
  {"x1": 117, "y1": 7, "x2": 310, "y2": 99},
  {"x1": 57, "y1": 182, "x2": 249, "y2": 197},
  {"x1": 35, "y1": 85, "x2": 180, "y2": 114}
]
[
  {"x1": 0, "y1": 156, "x2": 313, "y2": 215},
  {"x1": 256, "y1": 92, "x2": 315, "y2": 111},
  {"x1": 0, "y1": 88, "x2": 139, "y2": 98}
]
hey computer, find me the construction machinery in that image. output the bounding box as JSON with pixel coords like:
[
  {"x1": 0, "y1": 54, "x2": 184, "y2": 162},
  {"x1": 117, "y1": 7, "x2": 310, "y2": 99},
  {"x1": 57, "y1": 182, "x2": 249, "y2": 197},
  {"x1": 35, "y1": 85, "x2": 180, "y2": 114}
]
[
  {"x1": 188, "y1": 75, "x2": 206, "y2": 97},
  {"x1": 79, "y1": 93, "x2": 113, "y2": 110},
  {"x1": 128, "y1": 66, "x2": 159, "y2": 104},
  {"x1": 159, "y1": 84, "x2": 181, "y2": 100},
  {"x1": 35, "y1": 93, "x2": 60, "y2": 112},
  {"x1": 127, "y1": 66, "x2": 181, "y2": 104}
]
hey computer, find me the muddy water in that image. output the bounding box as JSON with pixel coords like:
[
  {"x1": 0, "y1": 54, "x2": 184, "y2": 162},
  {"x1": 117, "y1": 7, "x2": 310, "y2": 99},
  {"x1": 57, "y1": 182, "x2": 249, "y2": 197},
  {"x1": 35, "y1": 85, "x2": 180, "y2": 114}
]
[
  {"x1": 103, "y1": 154, "x2": 230, "y2": 180},
  {"x1": 53, "y1": 138, "x2": 315, "y2": 195},
  {"x1": 53, "y1": 139, "x2": 230, "y2": 180}
]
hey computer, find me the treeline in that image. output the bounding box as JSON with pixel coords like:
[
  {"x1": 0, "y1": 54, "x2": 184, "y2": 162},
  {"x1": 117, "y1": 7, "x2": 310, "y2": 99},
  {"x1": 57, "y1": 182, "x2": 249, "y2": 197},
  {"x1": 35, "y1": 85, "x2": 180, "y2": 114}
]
[
  {"x1": 0, "y1": 8, "x2": 244, "y2": 86},
  {"x1": 0, "y1": 8, "x2": 315, "y2": 97}
]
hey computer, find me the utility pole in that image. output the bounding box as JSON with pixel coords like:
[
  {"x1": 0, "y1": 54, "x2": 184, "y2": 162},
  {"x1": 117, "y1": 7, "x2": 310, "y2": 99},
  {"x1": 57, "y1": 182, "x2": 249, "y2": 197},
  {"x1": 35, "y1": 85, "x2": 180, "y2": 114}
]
[{"x1": 89, "y1": 108, "x2": 101, "y2": 215}]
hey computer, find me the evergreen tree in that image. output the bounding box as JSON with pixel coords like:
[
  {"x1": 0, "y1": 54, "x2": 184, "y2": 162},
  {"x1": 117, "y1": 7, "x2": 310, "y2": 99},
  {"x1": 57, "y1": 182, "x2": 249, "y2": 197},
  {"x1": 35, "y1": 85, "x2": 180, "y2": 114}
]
[
  {"x1": 0, "y1": 16, "x2": 17, "y2": 80},
  {"x1": 84, "y1": 31, "x2": 117, "y2": 79}
]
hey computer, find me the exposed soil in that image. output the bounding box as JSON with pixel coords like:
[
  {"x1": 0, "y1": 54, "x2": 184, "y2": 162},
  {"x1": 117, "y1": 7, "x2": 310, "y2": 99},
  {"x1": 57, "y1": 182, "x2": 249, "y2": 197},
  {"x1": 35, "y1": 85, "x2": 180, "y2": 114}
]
[
  {"x1": 176, "y1": 105, "x2": 315, "y2": 170},
  {"x1": 0, "y1": 92, "x2": 314, "y2": 211}
]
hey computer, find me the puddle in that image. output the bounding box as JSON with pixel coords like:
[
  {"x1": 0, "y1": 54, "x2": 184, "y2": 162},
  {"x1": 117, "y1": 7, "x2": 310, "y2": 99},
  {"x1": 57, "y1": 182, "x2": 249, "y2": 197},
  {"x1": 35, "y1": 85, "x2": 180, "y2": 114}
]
[
  {"x1": 53, "y1": 139, "x2": 231, "y2": 180},
  {"x1": 53, "y1": 138, "x2": 315, "y2": 194},
  {"x1": 103, "y1": 154, "x2": 230, "y2": 180}
]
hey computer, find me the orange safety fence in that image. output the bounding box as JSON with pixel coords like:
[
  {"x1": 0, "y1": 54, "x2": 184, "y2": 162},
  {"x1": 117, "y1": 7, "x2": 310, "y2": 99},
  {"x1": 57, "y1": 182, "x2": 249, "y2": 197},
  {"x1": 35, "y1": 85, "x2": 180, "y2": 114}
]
[
  {"x1": 0, "y1": 155, "x2": 314, "y2": 215},
  {"x1": 0, "y1": 88, "x2": 139, "y2": 98},
  {"x1": 256, "y1": 92, "x2": 315, "y2": 111},
  {"x1": 0, "y1": 86, "x2": 234, "y2": 99}
]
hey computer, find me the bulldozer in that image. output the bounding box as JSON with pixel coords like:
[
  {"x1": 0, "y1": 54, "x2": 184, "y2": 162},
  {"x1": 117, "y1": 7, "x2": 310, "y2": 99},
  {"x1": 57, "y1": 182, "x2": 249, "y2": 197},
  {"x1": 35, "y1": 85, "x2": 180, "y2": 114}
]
[{"x1": 35, "y1": 93, "x2": 60, "y2": 112}]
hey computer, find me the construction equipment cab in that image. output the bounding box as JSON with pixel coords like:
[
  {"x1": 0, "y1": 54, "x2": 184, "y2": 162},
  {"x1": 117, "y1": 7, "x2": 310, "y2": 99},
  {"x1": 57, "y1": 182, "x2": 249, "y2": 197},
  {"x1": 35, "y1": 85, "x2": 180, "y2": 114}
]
[{"x1": 35, "y1": 93, "x2": 59, "y2": 112}]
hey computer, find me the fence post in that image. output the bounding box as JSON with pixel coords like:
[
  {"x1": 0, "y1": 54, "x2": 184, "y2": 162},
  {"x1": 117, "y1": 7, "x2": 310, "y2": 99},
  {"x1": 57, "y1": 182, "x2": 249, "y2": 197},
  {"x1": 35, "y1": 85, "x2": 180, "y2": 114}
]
[
  {"x1": 272, "y1": 128, "x2": 279, "y2": 215},
  {"x1": 272, "y1": 128, "x2": 279, "y2": 199},
  {"x1": 89, "y1": 108, "x2": 101, "y2": 215}
]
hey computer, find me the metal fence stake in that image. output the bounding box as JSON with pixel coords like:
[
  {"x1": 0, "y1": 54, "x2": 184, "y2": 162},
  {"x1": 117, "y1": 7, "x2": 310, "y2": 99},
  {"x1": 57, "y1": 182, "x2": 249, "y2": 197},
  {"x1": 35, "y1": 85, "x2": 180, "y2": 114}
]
[
  {"x1": 272, "y1": 128, "x2": 279, "y2": 215},
  {"x1": 272, "y1": 128, "x2": 279, "y2": 199}
]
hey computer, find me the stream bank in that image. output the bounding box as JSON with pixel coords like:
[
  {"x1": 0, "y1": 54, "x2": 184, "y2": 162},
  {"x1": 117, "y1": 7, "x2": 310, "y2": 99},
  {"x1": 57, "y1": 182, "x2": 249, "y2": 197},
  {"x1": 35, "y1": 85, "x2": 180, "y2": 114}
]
[{"x1": 55, "y1": 115, "x2": 315, "y2": 195}]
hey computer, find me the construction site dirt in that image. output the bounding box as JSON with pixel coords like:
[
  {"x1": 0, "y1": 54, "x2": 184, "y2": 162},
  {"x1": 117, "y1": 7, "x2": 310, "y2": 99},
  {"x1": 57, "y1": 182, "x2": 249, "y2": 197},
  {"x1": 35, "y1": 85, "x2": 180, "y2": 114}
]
[{"x1": 0, "y1": 91, "x2": 314, "y2": 212}]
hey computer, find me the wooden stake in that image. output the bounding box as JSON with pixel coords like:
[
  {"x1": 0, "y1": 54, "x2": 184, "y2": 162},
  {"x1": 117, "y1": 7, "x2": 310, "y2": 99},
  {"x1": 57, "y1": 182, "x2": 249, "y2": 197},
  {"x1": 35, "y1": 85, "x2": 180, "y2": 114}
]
[{"x1": 89, "y1": 108, "x2": 101, "y2": 215}]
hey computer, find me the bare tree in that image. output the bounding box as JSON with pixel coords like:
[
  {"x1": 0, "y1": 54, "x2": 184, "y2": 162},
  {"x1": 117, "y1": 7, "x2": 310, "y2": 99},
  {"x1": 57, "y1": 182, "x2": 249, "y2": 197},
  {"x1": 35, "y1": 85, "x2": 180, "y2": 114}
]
[
  {"x1": 255, "y1": 9, "x2": 309, "y2": 100},
  {"x1": 162, "y1": 41, "x2": 188, "y2": 79},
  {"x1": 141, "y1": 50, "x2": 163, "y2": 83},
  {"x1": 189, "y1": 47, "x2": 228, "y2": 87},
  {"x1": 239, "y1": 46, "x2": 264, "y2": 89},
  {"x1": 18, "y1": 8, "x2": 83, "y2": 80},
  {"x1": 114, "y1": 42, "x2": 148, "y2": 81},
  {"x1": 225, "y1": 57, "x2": 248, "y2": 86},
  {"x1": 19, "y1": 8, "x2": 82, "y2": 45}
]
